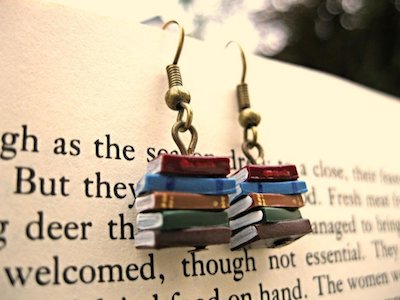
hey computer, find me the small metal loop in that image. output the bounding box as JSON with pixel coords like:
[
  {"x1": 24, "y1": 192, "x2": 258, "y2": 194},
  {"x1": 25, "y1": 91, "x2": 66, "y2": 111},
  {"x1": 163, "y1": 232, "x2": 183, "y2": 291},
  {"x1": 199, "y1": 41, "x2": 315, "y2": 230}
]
[
  {"x1": 242, "y1": 141, "x2": 265, "y2": 165},
  {"x1": 162, "y1": 20, "x2": 185, "y2": 65},
  {"x1": 176, "y1": 102, "x2": 193, "y2": 132},
  {"x1": 172, "y1": 121, "x2": 198, "y2": 155},
  {"x1": 244, "y1": 127, "x2": 258, "y2": 144},
  {"x1": 226, "y1": 41, "x2": 247, "y2": 84}
]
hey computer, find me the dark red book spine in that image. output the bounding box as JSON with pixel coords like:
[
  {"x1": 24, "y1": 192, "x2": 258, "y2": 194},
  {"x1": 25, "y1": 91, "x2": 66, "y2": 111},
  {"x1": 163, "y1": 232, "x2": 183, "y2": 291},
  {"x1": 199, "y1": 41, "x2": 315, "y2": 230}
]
[
  {"x1": 235, "y1": 165, "x2": 299, "y2": 181},
  {"x1": 150, "y1": 154, "x2": 231, "y2": 177}
]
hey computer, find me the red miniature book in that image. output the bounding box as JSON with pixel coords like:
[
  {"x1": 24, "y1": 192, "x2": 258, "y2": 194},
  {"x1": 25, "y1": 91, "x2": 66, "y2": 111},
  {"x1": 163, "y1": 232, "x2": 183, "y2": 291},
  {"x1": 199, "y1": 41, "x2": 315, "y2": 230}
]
[
  {"x1": 230, "y1": 165, "x2": 299, "y2": 183},
  {"x1": 147, "y1": 154, "x2": 230, "y2": 177}
]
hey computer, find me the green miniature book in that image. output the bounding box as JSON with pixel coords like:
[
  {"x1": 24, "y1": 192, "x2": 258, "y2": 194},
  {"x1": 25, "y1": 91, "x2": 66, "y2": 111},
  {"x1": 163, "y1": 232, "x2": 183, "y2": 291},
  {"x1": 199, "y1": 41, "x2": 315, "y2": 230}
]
[
  {"x1": 230, "y1": 207, "x2": 302, "y2": 231},
  {"x1": 137, "y1": 210, "x2": 229, "y2": 231}
]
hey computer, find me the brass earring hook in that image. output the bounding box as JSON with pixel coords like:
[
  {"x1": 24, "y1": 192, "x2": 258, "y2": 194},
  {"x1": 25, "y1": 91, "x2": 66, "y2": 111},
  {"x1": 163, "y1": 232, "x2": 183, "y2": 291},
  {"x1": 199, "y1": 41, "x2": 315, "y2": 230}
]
[
  {"x1": 162, "y1": 20, "x2": 185, "y2": 65},
  {"x1": 162, "y1": 20, "x2": 197, "y2": 155},
  {"x1": 226, "y1": 41, "x2": 247, "y2": 84},
  {"x1": 226, "y1": 41, "x2": 265, "y2": 165}
]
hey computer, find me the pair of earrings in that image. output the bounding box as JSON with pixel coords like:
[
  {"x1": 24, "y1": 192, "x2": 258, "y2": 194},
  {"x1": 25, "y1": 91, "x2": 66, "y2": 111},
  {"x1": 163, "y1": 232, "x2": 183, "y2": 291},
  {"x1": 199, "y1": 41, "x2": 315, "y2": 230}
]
[{"x1": 134, "y1": 20, "x2": 311, "y2": 251}]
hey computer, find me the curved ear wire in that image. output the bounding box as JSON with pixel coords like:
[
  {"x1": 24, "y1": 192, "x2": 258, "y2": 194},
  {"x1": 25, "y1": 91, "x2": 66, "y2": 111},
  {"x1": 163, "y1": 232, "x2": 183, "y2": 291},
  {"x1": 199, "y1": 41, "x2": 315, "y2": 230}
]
[
  {"x1": 162, "y1": 20, "x2": 198, "y2": 155},
  {"x1": 226, "y1": 41, "x2": 265, "y2": 165},
  {"x1": 162, "y1": 20, "x2": 185, "y2": 65},
  {"x1": 226, "y1": 41, "x2": 247, "y2": 84}
]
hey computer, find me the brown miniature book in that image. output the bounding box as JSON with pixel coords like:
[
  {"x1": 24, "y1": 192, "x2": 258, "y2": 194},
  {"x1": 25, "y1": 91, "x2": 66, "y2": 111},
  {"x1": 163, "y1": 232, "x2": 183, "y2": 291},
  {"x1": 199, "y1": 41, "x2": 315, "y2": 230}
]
[
  {"x1": 135, "y1": 227, "x2": 231, "y2": 249},
  {"x1": 135, "y1": 191, "x2": 229, "y2": 212},
  {"x1": 226, "y1": 193, "x2": 304, "y2": 218},
  {"x1": 230, "y1": 219, "x2": 312, "y2": 250}
]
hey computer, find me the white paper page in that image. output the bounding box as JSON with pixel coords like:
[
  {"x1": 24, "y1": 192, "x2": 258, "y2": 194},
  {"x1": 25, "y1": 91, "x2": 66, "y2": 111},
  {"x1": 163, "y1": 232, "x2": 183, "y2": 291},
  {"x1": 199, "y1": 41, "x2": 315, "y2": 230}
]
[{"x1": 1, "y1": 1, "x2": 399, "y2": 299}]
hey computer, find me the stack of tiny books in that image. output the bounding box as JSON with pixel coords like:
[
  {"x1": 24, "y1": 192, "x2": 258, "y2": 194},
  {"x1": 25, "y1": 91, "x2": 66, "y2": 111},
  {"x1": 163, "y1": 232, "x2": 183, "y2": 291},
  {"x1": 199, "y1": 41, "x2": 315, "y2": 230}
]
[
  {"x1": 134, "y1": 154, "x2": 236, "y2": 249},
  {"x1": 227, "y1": 165, "x2": 312, "y2": 250}
]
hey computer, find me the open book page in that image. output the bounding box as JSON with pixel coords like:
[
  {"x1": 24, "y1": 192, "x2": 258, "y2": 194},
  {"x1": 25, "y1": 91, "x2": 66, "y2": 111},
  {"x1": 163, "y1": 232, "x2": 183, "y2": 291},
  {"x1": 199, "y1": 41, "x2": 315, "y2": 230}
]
[{"x1": 0, "y1": 0, "x2": 399, "y2": 299}]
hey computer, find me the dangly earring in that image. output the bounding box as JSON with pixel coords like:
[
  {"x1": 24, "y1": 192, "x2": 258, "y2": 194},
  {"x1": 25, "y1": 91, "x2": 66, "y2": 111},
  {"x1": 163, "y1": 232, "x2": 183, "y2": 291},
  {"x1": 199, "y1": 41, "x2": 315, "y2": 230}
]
[
  {"x1": 225, "y1": 42, "x2": 312, "y2": 250},
  {"x1": 134, "y1": 21, "x2": 235, "y2": 251}
]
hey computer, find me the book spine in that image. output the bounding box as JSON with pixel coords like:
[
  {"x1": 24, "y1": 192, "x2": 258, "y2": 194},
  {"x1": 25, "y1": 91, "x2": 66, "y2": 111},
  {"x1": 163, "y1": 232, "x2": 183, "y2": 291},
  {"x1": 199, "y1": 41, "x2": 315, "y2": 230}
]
[
  {"x1": 231, "y1": 165, "x2": 300, "y2": 183},
  {"x1": 161, "y1": 210, "x2": 229, "y2": 230},
  {"x1": 142, "y1": 174, "x2": 236, "y2": 195},
  {"x1": 152, "y1": 193, "x2": 229, "y2": 210},
  {"x1": 255, "y1": 219, "x2": 312, "y2": 239},
  {"x1": 262, "y1": 207, "x2": 302, "y2": 222},
  {"x1": 248, "y1": 165, "x2": 299, "y2": 181},
  {"x1": 250, "y1": 193, "x2": 304, "y2": 208},
  {"x1": 160, "y1": 155, "x2": 230, "y2": 177},
  {"x1": 241, "y1": 180, "x2": 308, "y2": 195},
  {"x1": 230, "y1": 219, "x2": 312, "y2": 250},
  {"x1": 153, "y1": 227, "x2": 231, "y2": 249},
  {"x1": 136, "y1": 227, "x2": 231, "y2": 249}
]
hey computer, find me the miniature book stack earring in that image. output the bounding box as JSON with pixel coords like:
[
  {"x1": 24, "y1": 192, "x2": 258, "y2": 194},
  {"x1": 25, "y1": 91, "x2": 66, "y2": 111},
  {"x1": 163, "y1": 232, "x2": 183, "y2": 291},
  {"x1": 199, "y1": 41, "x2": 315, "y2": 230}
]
[
  {"x1": 134, "y1": 21, "x2": 235, "y2": 250},
  {"x1": 225, "y1": 42, "x2": 312, "y2": 250}
]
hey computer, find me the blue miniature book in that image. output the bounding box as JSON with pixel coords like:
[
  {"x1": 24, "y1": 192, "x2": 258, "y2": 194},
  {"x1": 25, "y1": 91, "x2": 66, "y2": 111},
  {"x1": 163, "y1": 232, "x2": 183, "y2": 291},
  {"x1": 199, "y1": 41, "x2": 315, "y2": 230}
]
[
  {"x1": 136, "y1": 173, "x2": 236, "y2": 196},
  {"x1": 229, "y1": 181, "x2": 307, "y2": 204}
]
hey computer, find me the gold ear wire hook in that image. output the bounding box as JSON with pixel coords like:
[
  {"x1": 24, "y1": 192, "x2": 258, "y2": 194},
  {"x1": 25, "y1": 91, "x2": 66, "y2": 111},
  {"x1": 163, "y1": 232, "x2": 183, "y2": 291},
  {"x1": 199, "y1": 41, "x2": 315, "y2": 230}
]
[
  {"x1": 162, "y1": 20, "x2": 197, "y2": 155},
  {"x1": 162, "y1": 20, "x2": 191, "y2": 111},
  {"x1": 162, "y1": 20, "x2": 185, "y2": 65},
  {"x1": 226, "y1": 41, "x2": 264, "y2": 165},
  {"x1": 226, "y1": 41, "x2": 251, "y2": 113},
  {"x1": 226, "y1": 41, "x2": 247, "y2": 84}
]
